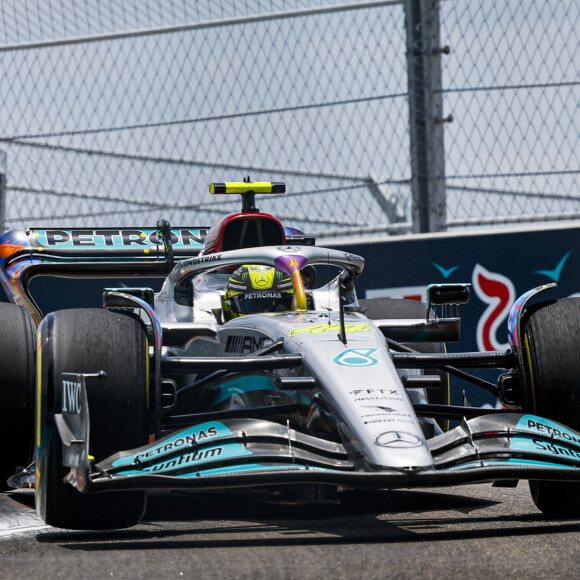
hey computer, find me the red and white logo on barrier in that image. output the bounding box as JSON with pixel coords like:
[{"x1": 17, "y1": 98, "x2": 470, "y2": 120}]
[{"x1": 471, "y1": 264, "x2": 515, "y2": 352}]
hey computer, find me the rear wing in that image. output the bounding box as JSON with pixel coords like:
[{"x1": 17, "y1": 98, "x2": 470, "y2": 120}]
[{"x1": 0, "y1": 225, "x2": 207, "y2": 322}]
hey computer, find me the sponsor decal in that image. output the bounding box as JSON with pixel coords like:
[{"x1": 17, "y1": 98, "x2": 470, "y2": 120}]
[
  {"x1": 509, "y1": 417, "x2": 580, "y2": 462},
  {"x1": 112, "y1": 422, "x2": 228, "y2": 467},
  {"x1": 136, "y1": 426, "x2": 219, "y2": 461},
  {"x1": 35, "y1": 228, "x2": 206, "y2": 248},
  {"x1": 532, "y1": 439, "x2": 580, "y2": 460},
  {"x1": 374, "y1": 431, "x2": 422, "y2": 448},
  {"x1": 62, "y1": 378, "x2": 82, "y2": 414},
  {"x1": 224, "y1": 335, "x2": 270, "y2": 354},
  {"x1": 244, "y1": 292, "x2": 282, "y2": 299},
  {"x1": 364, "y1": 417, "x2": 415, "y2": 425},
  {"x1": 291, "y1": 323, "x2": 371, "y2": 336},
  {"x1": 349, "y1": 389, "x2": 404, "y2": 403},
  {"x1": 149, "y1": 446, "x2": 225, "y2": 472},
  {"x1": 518, "y1": 416, "x2": 580, "y2": 446},
  {"x1": 349, "y1": 388, "x2": 399, "y2": 397},
  {"x1": 118, "y1": 442, "x2": 253, "y2": 475},
  {"x1": 333, "y1": 348, "x2": 379, "y2": 367},
  {"x1": 180, "y1": 253, "x2": 222, "y2": 268},
  {"x1": 250, "y1": 271, "x2": 273, "y2": 289},
  {"x1": 509, "y1": 436, "x2": 580, "y2": 462},
  {"x1": 358, "y1": 405, "x2": 414, "y2": 425}
]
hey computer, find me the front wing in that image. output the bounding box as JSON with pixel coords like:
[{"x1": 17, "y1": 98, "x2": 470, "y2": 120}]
[{"x1": 54, "y1": 375, "x2": 580, "y2": 494}]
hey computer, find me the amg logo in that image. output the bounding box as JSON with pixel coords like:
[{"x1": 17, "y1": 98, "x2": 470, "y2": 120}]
[
  {"x1": 148, "y1": 447, "x2": 223, "y2": 473},
  {"x1": 225, "y1": 335, "x2": 269, "y2": 354},
  {"x1": 62, "y1": 379, "x2": 82, "y2": 414}
]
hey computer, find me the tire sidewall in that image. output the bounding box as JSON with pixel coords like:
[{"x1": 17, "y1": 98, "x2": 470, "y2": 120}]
[
  {"x1": 0, "y1": 303, "x2": 36, "y2": 483},
  {"x1": 36, "y1": 309, "x2": 148, "y2": 529},
  {"x1": 522, "y1": 298, "x2": 580, "y2": 517}
]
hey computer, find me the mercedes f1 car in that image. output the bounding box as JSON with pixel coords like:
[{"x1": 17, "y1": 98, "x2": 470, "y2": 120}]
[{"x1": 1, "y1": 182, "x2": 580, "y2": 529}]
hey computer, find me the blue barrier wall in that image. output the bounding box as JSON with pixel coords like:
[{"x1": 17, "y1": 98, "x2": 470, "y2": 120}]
[
  {"x1": 4, "y1": 223, "x2": 580, "y2": 405},
  {"x1": 334, "y1": 224, "x2": 580, "y2": 405}
]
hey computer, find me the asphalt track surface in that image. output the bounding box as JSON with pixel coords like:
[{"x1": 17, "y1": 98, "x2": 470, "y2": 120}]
[{"x1": 1, "y1": 482, "x2": 580, "y2": 579}]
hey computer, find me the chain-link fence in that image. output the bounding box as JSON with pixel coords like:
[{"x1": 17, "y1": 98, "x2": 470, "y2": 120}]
[
  {"x1": 440, "y1": 1, "x2": 580, "y2": 229},
  {"x1": 0, "y1": 1, "x2": 579, "y2": 239}
]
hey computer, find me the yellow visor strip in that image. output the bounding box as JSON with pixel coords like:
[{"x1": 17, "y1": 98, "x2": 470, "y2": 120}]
[{"x1": 210, "y1": 182, "x2": 285, "y2": 194}]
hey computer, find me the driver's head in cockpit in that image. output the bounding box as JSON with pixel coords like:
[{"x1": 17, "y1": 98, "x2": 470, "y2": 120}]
[{"x1": 222, "y1": 264, "x2": 294, "y2": 320}]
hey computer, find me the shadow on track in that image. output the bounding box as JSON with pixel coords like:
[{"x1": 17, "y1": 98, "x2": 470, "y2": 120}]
[{"x1": 34, "y1": 487, "x2": 580, "y2": 551}]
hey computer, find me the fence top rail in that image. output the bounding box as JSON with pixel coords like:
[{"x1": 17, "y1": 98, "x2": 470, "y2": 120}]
[{"x1": 0, "y1": 0, "x2": 403, "y2": 52}]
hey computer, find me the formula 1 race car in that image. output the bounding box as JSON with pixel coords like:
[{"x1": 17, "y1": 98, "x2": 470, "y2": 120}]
[{"x1": 1, "y1": 182, "x2": 580, "y2": 530}]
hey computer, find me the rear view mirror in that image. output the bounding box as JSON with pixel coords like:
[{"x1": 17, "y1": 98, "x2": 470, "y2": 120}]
[{"x1": 427, "y1": 284, "x2": 470, "y2": 307}]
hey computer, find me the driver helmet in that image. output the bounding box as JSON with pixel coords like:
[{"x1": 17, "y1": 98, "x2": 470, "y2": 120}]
[{"x1": 223, "y1": 265, "x2": 293, "y2": 319}]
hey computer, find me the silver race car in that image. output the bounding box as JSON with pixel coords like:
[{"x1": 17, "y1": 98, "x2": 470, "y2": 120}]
[{"x1": 1, "y1": 182, "x2": 580, "y2": 529}]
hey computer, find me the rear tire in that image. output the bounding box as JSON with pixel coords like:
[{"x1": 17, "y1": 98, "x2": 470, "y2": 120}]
[
  {"x1": 36, "y1": 309, "x2": 148, "y2": 529},
  {"x1": 0, "y1": 303, "x2": 36, "y2": 486},
  {"x1": 522, "y1": 298, "x2": 580, "y2": 518}
]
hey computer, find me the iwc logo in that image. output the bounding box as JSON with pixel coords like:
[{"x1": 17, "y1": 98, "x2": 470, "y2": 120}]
[{"x1": 374, "y1": 431, "x2": 422, "y2": 448}]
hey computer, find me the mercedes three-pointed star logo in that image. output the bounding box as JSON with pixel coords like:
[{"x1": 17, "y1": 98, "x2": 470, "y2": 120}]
[
  {"x1": 253, "y1": 273, "x2": 270, "y2": 288},
  {"x1": 374, "y1": 431, "x2": 422, "y2": 448}
]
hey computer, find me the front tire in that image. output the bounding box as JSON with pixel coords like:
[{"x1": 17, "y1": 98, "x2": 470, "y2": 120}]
[
  {"x1": 36, "y1": 309, "x2": 149, "y2": 529},
  {"x1": 522, "y1": 298, "x2": 580, "y2": 517},
  {"x1": 0, "y1": 303, "x2": 36, "y2": 486}
]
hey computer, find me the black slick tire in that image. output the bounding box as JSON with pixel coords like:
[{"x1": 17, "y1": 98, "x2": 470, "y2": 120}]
[
  {"x1": 0, "y1": 303, "x2": 36, "y2": 486},
  {"x1": 522, "y1": 298, "x2": 580, "y2": 518},
  {"x1": 36, "y1": 308, "x2": 148, "y2": 529}
]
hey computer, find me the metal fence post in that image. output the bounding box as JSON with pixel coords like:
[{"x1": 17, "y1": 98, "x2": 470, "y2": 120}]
[
  {"x1": 404, "y1": 0, "x2": 447, "y2": 233},
  {"x1": 0, "y1": 151, "x2": 6, "y2": 235}
]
